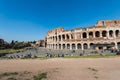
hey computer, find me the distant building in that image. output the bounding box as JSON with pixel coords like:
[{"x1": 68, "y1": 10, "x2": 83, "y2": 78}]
[
  {"x1": 36, "y1": 40, "x2": 45, "y2": 47},
  {"x1": 46, "y1": 20, "x2": 120, "y2": 50}
]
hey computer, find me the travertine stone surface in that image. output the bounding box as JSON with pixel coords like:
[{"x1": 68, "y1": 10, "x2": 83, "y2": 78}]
[{"x1": 46, "y1": 20, "x2": 120, "y2": 50}]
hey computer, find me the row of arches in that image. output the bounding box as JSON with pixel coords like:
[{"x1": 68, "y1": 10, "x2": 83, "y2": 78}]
[
  {"x1": 47, "y1": 42, "x2": 120, "y2": 50},
  {"x1": 47, "y1": 43, "x2": 95, "y2": 50},
  {"x1": 48, "y1": 30, "x2": 120, "y2": 42},
  {"x1": 77, "y1": 30, "x2": 119, "y2": 38}
]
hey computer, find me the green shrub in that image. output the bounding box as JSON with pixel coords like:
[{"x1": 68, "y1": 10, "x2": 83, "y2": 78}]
[
  {"x1": 0, "y1": 72, "x2": 18, "y2": 78},
  {"x1": 34, "y1": 72, "x2": 47, "y2": 80}
]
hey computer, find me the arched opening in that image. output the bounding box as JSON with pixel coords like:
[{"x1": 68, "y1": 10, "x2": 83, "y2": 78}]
[
  {"x1": 53, "y1": 36, "x2": 54, "y2": 41},
  {"x1": 90, "y1": 43, "x2": 95, "y2": 49},
  {"x1": 77, "y1": 43, "x2": 81, "y2": 49},
  {"x1": 55, "y1": 36, "x2": 57, "y2": 41},
  {"x1": 89, "y1": 32, "x2": 93, "y2": 38},
  {"x1": 58, "y1": 35, "x2": 61, "y2": 41},
  {"x1": 83, "y1": 32, "x2": 87, "y2": 38},
  {"x1": 71, "y1": 34, "x2": 74, "y2": 39},
  {"x1": 102, "y1": 31, "x2": 107, "y2": 37},
  {"x1": 72, "y1": 43, "x2": 76, "y2": 50},
  {"x1": 63, "y1": 44, "x2": 65, "y2": 49},
  {"x1": 53, "y1": 44, "x2": 54, "y2": 49},
  {"x1": 62, "y1": 35, "x2": 65, "y2": 40},
  {"x1": 117, "y1": 42, "x2": 120, "y2": 49},
  {"x1": 83, "y1": 43, "x2": 88, "y2": 49},
  {"x1": 95, "y1": 31, "x2": 100, "y2": 37},
  {"x1": 66, "y1": 34, "x2": 69, "y2": 40},
  {"x1": 56, "y1": 44, "x2": 57, "y2": 49},
  {"x1": 67, "y1": 44, "x2": 70, "y2": 49},
  {"x1": 109, "y1": 30, "x2": 113, "y2": 37},
  {"x1": 111, "y1": 42, "x2": 115, "y2": 48},
  {"x1": 59, "y1": 44, "x2": 61, "y2": 49},
  {"x1": 115, "y1": 30, "x2": 119, "y2": 37}
]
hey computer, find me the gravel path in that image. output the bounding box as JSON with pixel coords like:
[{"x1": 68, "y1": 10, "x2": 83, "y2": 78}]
[{"x1": 0, "y1": 57, "x2": 120, "y2": 80}]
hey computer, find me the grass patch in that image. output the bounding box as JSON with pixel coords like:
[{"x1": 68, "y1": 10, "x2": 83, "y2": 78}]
[
  {"x1": 88, "y1": 67, "x2": 98, "y2": 72},
  {"x1": 34, "y1": 72, "x2": 47, "y2": 80},
  {"x1": 94, "y1": 76, "x2": 99, "y2": 79},
  {"x1": 0, "y1": 49, "x2": 24, "y2": 54},
  {"x1": 7, "y1": 77, "x2": 17, "y2": 80},
  {"x1": 64, "y1": 54, "x2": 117, "y2": 58},
  {"x1": 0, "y1": 72, "x2": 18, "y2": 78},
  {"x1": 23, "y1": 71, "x2": 31, "y2": 74}
]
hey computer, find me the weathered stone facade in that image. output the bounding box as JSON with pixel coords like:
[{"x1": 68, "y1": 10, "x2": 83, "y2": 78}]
[
  {"x1": 36, "y1": 40, "x2": 46, "y2": 47},
  {"x1": 46, "y1": 20, "x2": 120, "y2": 50}
]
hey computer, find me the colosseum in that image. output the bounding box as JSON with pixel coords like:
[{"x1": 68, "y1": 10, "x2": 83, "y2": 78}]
[{"x1": 46, "y1": 20, "x2": 120, "y2": 50}]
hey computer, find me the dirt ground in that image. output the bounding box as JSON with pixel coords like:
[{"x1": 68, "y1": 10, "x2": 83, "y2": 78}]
[{"x1": 0, "y1": 57, "x2": 120, "y2": 80}]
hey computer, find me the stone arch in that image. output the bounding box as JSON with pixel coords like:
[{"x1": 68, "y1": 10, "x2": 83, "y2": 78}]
[
  {"x1": 62, "y1": 34, "x2": 65, "y2": 40},
  {"x1": 59, "y1": 44, "x2": 61, "y2": 49},
  {"x1": 55, "y1": 36, "x2": 57, "y2": 41},
  {"x1": 53, "y1": 36, "x2": 55, "y2": 41},
  {"x1": 72, "y1": 43, "x2": 76, "y2": 50},
  {"x1": 90, "y1": 43, "x2": 95, "y2": 49},
  {"x1": 67, "y1": 44, "x2": 70, "y2": 49},
  {"x1": 66, "y1": 34, "x2": 69, "y2": 40},
  {"x1": 89, "y1": 32, "x2": 93, "y2": 38},
  {"x1": 62, "y1": 44, "x2": 65, "y2": 49},
  {"x1": 102, "y1": 30, "x2": 107, "y2": 37},
  {"x1": 109, "y1": 30, "x2": 113, "y2": 37},
  {"x1": 71, "y1": 34, "x2": 74, "y2": 39},
  {"x1": 83, "y1": 32, "x2": 87, "y2": 38},
  {"x1": 83, "y1": 43, "x2": 88, "y2": 49},
  {"x1": 56, "y1": 44, "x2": 57, "y2": 49},
  {"x1": 58, "y1": 35, "x2": 61, "y2": 41},
  {"x1": 115, "y1": 30, "x2": 119, "y2": 37},
  {"x1": 95, "y1": 31, "x2": 100, "y2": 37},
  {"x1": 111, "y1": 42, "x2": 115, "y2": 48},
  {"x1": 117, "y1": 42, "x2": 120, "y2": 49},
  {"x1": 53, "y1": 44, "x2": 54, "y2": 49},
  {"x1": 77, "y1": 43, "x2": 81, "y2": 49}
]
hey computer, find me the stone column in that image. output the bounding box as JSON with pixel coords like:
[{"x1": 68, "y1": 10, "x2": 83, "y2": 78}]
[
  {"x1": 57, "y1": 36, "x2": 59, "y2": 42},
  {"x1": 115, "y1": 42, "x2": 118, "y2": 49},
  {"x1": 88, "y1": 43, "x2": 90, "y2": 49},
  {"x1": 95, "y1": 47, "x2": 99, "y2": 50},
  {"x1": 100, "y1": 31, "x2": 102, "y2": 37},
  {"x1": 81, "y1": 33, "x2": 83, "y2": 39},
  {"x1": 93, "y1": 32, "x2": 95, "y2": 38},
  {"x1": 113, "y1": 31, "x2": 116, "y2": 38},
  {"x1": 69, "y1": 34, "x2": 71, "y2": 40},
  {"x1": 65, "y1": 34, "x2": 66, "y2": 40},
  {"x1": 76, "y1": 43, "x2": 77, "y2": 50},
  {"x1": 87, "y1": 32, "x2": 89, "y2": 38},
  {"x1": 81, "y1": 44, "x2": 84, "y2": 50},
  {"x1": 107, "y1": 31, "x2": 109, "y2": 39}
]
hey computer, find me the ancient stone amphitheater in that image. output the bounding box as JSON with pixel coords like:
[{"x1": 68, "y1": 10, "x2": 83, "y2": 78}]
[{"x1": 46, "y1": 20, "x2": 120, "y2": 50}]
